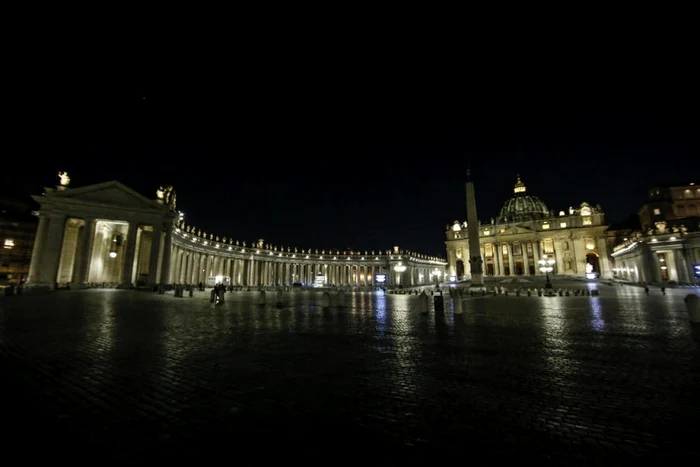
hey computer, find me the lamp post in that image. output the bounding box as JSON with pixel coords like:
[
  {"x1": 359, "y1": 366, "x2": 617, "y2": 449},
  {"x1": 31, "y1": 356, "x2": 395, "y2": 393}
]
[
  {"x1": 538, "y1": 254, "x2": 555, "y2": 289},
  {"x1": 431, "y1": 268, "x2": 441, "y2": 289}
]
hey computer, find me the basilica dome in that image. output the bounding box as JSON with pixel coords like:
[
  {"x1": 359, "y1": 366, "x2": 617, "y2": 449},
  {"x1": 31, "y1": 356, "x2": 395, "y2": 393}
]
[{"x1": 497, "y1": 176, "x2": 551, "y2": 223}]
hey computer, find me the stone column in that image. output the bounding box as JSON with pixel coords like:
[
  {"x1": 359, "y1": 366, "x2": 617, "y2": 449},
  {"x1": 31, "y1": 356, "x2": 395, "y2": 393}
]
[
  {"x1": 72, "y1": 217, "x2": 95, "y2": 287},
  {"x1": 523, "y1": 245, "x2": 530, "y2": 276},
  {"x1": 147, "y1": 225, "x2": 162, "y2": 286},
  {"x1": 507, "y1": 243, "x2": 515, "y2": 275},
  {"x1": 674, "y1": 249, "x2": 689, "y2": 283},
  {"x1": 37, "y1": 213, "x2": 67, "y2": 288},
  {"x1": 118, "y1": 221, "x2": 139, "y2": 288},
  {"x1": 27, "y1": 214, "x2": 49, "y2": 284},
  {"x1": 160, "y1": 225, "x2": 173, "y2": 285}
]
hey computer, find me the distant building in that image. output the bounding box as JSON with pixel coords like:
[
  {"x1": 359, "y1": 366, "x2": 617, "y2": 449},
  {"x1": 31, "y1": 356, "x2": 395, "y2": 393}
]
[
  {"x1": 445, "y1": 176, "x2": 611, "y2": 280},
  {"x1": 0, "y1": 198, "x2": 38, "y2": 287},
  {"x1": 610, "y1": 182, "x2": 700, "y2": 284}
]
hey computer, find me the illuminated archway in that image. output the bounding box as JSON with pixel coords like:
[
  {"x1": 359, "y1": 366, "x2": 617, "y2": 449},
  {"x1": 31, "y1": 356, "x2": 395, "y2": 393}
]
[{"x1": 586, "y1": 252, "x2": 600, "y2": 275}]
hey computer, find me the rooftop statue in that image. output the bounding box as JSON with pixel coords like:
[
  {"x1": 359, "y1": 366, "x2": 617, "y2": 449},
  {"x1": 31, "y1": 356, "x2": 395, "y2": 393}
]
[{"x1": 58, "y1": 171, "x2": 71, "y2": 186}]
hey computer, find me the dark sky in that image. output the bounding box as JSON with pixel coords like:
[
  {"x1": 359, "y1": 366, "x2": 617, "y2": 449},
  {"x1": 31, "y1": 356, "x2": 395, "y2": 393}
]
[{"x1": 4, "y1": 52, "x2": 696, "y2": 257}]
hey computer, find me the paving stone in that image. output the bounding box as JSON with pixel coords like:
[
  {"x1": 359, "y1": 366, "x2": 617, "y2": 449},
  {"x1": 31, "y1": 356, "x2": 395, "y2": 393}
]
[{"x1": 1, "y1": 287, "x2": 699, "y2": 462}]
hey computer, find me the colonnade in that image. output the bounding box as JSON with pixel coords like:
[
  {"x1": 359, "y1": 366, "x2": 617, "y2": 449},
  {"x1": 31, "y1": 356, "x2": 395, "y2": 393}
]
[
  {"x1": 169, "y1": 230, "x2": 445, "y2": 287},
  {"x1": 25, "y1": 179, "x2": 447, "y2": 291}
]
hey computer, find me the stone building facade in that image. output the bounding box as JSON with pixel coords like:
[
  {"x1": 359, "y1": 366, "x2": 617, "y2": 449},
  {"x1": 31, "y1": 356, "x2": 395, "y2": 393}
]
[
  {"x1": 610, "y1": 182, "x2": 700, "y2": 284},
  {"x1": 445, "y1": 176, "x2": 610, "y2": 280},
  {"x1": 26, "y1": 176, "x2": 446, "y2": 291}
]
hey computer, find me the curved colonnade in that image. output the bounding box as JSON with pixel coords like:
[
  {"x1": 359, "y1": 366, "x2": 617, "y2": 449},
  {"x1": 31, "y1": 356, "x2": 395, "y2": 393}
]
[
  {"x1": 170, "y1": 225, "x2": 447, "y2": 288},
  {"x1": 24, "y1": 179, "x2": 447, "y2": 291}
]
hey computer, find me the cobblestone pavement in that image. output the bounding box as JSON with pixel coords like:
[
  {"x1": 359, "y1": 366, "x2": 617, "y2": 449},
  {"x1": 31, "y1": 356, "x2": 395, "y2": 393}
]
[{"x1": 1, "y1": 286, "x2": 699, "y2": 463}]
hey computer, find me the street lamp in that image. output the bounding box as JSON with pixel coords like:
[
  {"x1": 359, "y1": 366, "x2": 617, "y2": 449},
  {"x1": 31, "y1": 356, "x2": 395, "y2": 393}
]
[
  {"x1": 431, "y1": 268, "x2": 441, "y2": 288},
  {"x1": 538, "y1": 254, "x2": 555, "y2": 289}
]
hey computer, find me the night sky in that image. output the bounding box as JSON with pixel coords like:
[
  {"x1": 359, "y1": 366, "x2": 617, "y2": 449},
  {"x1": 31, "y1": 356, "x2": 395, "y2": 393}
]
[{"x1": 5, "y1": 58, "x2": 695, "y2": 258}]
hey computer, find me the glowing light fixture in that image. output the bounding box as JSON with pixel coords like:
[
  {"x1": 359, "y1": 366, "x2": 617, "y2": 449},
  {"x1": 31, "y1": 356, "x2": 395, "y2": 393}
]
[
  {"x1": 109, "y1": 251, "x2": 117, "y2": 258},
  {"x1": 538, "y1": 255, "x2": 555, "y2": 289}
]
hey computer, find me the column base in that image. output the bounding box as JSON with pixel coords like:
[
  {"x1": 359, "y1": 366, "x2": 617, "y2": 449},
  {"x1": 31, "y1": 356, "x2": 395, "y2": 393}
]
[
  {"x1": 116, "y1": 283, "x2": 134, "y2": 289},
  {"x1": 23, "y1": 283, "x2": 55, "y2": 293}
]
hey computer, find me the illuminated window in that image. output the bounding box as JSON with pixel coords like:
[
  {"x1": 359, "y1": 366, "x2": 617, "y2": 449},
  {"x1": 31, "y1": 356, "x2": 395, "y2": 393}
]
[
  {"x1": 543, "y1": 239, "x2": 554, "y2": 253},
  {"x1": 483, "y1": 229, "x2": 490, "y2": 235},
  {"x1": 502, "y1": 244, "x2": 508, "y2": 257},
  {"x1": 560, "y1": 222, "x2": 567, "y2": 228},
  {"x1": 542, "y1": 223, "x2": 550, "y2": 230},
  {"x1": 485, "y1": 244, "x2": 493, "y2": 257},
  {"x1": 526, "y1": 242, "x2": 533, "y2": 256},
  {"x1": 3, "y1": 239, "x2": 14, "y2": 249},
  {"x1": 500, "y1": 228, "x2": 505, "y2": 233},
  {"x1": 513, "y1": 242, "x2": 522, "y2": 255},
  {"x1": 582, "y1": 218, "x2": 592, "y2": 225},
  {"x1": 653, "y1": 208, "x2": 660, "y2": 215}
]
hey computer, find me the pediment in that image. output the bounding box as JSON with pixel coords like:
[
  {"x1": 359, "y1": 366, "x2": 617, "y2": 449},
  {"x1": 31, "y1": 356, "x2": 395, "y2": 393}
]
[
  {"x1": 501, "y1": 226, "x2": 534, "y2": 235},
  {"x1": 49, "y1": 181, "x2": 164, "y2": 211}
]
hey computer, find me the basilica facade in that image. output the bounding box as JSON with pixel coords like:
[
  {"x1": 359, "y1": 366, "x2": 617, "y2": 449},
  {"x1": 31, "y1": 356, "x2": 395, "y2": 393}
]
[
  {"x1": 445, "y1": 176, "x2": 610, "y2": 280},
  {"x1": 25, "y1": 176, "x2": 446, "y2": 291}
]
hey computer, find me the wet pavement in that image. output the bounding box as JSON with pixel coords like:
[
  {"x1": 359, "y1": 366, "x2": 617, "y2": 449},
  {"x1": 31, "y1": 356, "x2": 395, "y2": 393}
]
[{"x1": 1, "y1": 285, "x2": 699, "y2": 463}]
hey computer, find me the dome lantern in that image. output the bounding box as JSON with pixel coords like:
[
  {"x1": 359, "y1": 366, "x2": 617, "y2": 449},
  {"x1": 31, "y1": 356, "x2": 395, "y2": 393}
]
[{"x1": 498, "y1": 175, "x2": 550, "y2": 223}]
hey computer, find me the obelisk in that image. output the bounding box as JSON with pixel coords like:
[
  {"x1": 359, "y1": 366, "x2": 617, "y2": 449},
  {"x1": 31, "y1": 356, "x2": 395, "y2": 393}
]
[{"x1": 466, "y1": 169, "x2": 486, "y2": 292}]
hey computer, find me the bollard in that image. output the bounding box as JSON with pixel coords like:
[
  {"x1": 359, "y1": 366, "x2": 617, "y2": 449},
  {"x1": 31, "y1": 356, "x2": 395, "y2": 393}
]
[
  {"x1": 492, "y1": 288, "x2": 497, "y2": 296},
  {"x1": 419, "y1": 291, "x2": 429, "y2": 314},
  {"x1": 558, "y1": 289, "x2": 563, "y2": 296},
  {"x1": 276, "y1": 289, "x2": 283, "y2": 308},
  {"x1": 504, "y1": 289, "x2": 509, "y2": 296},
  {"x1": 453, "y1": 295, "x2": 463, "y2": 314},
  {"x1": 258, "y1": 290, "x2": 266, "y2": 306},
  {"x1": 189, "y1": 287, "x2": 194, "y2": 297},
  {"x1": 537, "y1": 289, "x2": 542, "y2": 296},
  {"x1": 527, "y1": 289, "x2": 531, "y2": 296},
  {"x1": 218, "y1": 288, "x2": 225, "y2": 303},
  {"x1": 515, "y1": 289, "x2": 520, "y2": 297},
  {"x1": 321, "y1": 291, "x2": 331, "y2": 308},
  {"x1": 685, "y1": 294, "x2": 700, "y2": 324}
]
